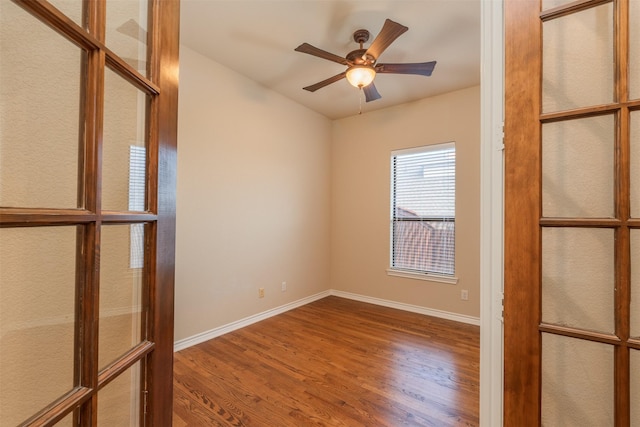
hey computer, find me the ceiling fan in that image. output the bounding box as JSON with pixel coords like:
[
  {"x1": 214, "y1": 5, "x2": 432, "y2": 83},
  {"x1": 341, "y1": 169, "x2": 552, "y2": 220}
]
[{"x1": 294, "y1": 19, "x2": 437, "y2": 102}]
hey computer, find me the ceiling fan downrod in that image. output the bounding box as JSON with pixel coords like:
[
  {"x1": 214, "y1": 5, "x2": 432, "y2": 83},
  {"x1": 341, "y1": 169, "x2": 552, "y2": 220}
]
[{"x1": 353, "y1": 29, "x2": 370, "y2": 49}]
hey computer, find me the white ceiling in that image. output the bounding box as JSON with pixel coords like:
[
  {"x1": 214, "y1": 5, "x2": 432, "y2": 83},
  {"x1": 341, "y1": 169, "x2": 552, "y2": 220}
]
[{"x1": 180, "y1": 0, "x2": 481, "y2": 120}]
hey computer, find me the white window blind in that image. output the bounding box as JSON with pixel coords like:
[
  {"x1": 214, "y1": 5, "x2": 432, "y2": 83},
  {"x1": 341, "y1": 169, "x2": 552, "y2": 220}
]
[
  {"x1": 129, "y1": 145, "x2": 145, "y2": 269},
  {"x1": 391, "y1": 143, "x2": 455, "y2": 276}
]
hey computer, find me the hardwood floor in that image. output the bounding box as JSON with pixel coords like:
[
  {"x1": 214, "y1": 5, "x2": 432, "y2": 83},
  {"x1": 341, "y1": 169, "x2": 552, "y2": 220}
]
[{"x1": 173, "y1": 296, "x2": 479, "y2": 426}]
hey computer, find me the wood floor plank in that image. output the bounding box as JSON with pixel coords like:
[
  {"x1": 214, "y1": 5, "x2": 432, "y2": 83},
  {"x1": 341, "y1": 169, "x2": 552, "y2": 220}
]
[{"x1": 173, "y1": 296, "x2": 479, "y2": 426}]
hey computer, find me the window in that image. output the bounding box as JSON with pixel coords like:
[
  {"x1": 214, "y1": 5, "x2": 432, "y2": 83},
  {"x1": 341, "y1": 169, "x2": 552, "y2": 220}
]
[{"x1": 390, "y1": 143, "x2": 456, "y2": 279}]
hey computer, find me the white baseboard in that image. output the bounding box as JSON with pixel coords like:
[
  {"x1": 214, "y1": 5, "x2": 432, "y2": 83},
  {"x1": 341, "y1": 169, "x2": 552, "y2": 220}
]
[
  {"x1": 173, "y1": 290, "x2": 331, "y2": 352},
  {"x1": 174, "y1": 289, "x2": 480, "y2": 352},
  {"x1": 330, "y1": 290, "x2": 481, "y2": 326}
]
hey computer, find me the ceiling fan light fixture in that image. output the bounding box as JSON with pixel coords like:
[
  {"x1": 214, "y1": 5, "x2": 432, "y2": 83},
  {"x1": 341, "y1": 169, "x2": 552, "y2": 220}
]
[{"x1": 346, "y1": 65, "x2": 376, "y2": 88}]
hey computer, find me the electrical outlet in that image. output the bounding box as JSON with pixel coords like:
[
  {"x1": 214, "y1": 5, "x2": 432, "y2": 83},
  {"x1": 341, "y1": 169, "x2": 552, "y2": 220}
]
[
  {"x1": 461, "y1": 289, "x2": 469, "y2": 301},
  {"x1": 259, "y1": 288, "x2": 265, "y2": 298},
  {"x1": 281, "y1": 281, "x2": 287, "y2": 292}
]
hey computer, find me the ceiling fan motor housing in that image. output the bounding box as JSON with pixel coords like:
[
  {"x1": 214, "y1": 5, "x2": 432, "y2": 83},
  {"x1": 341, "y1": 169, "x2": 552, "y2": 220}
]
[
  {"x1": 347, "y1": 49, "x2": 375, "y2": 66},
  {"x1": 350, "y1": 29, "x2": 376, "y2": 65}
]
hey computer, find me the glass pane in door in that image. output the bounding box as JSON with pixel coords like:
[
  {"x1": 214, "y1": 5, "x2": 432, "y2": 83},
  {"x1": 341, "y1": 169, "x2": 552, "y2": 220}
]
[
  {"x1": 102, "y1": 67, "x2": 148, "y2": 212},
  {"x1": 630, "y1": 0, "x2": 640, "y2": 100},
  {"x1": 0, "y1": 0, "x2": 83, "y2": 209},
  {"x1": 542, "y1": 0, "x2": 573, "y2": 10},
  {"x1": 0, "y1": 227, "x2": 78, "y2": 426},
  {"x1": 632, "y1": 229, "x2": 640, "y2": 338},
  {"x1": 99, "y1": 225, "x2": 145, "y2": 370},
  {"x1": 541, "y1": 333, "x2": 614, "y2": 426},
  {"x1": 97, "y1": 361, "x2": 141, "y2": 426},
  {"x1": 48, "y1": 0, "x2": 85, "y2": 27},
  {"x1": 542, "y1": 3, "x2": 613, "y2": 113},
  {"x1": 56, "y1": 412, "x2": 74, "y2": 426},
  {"x1": 542, "y1": 227, "x2": 614, "y2": 333},
  {"x1": 542, "y1": 115, "x2": 614, "y2": 218},
  {"x1": 106, "y1": 0, "x2": 148, "y2": 75},
  {"x1": 632, "y1": 350, "x2": 640, "y2": 426},
  {"x1": 631, "y1": 111, "x2": 640, "y2": 218}
]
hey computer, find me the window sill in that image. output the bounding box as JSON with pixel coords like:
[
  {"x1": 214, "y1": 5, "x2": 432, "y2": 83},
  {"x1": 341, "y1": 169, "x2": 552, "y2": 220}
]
[{"x1": 386, "y1": 268, "x2": 459, "y2": 285}]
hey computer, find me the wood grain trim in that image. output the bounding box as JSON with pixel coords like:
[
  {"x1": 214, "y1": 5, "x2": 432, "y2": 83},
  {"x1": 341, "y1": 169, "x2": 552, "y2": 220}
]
[
  {"x1": 541, "y1": 101, "x2": 640, "y2": 120},
  {"x1": 147, "y1": 0, "x2": 180, "y2": 424},
  {"x1": 0, "y1": 210, "x2": 156, "y2": 225},
  {"x1": 504, "y1": 0, "x2": 542, "y2": 424},
  {"x1": 82, "y1": 2, "x2": 105, "y2": 423},
  {"x1": 18, "y1": 387, "x2": 92, "y2": 427},
  {"x1": 97, "y1": 341, "x2": 155, "y2": 388},
  {"x1": 539, "y1": 218, "x2": 621, "y2": 227},
  {"x1": 540, "y1": 0, "x2": 612, "y2": 21},
  {"x1": 0, "y1": 211, "x2": 157, "y2": 226},
  {"x1": 614, "y1": 1, "x2": 631, "y2": 423},
  {"x1": 0, "y1": 209, "x2": 96, "y2": 226},
  {"x1": 539, "y1": 323, "x2": 621, "y2": 345},
  {"x1": 540, "y1": 104, "x2": 620, "y2": 122},
  {"x1": 105, "y1": 53, "x2": 160, "y2": 96},
  {"x1": 13, "y1": 0, "x2": 100, "y2": 51}
]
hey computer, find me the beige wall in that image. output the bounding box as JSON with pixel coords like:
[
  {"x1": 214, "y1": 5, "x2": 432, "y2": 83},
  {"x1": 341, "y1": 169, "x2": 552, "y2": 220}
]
[
  {"x1": 330, "y1": 86, "x2": 481, "y2": 318},
  {"x1": 174, "y1": 47, "x2": 332, "y2": 341}
]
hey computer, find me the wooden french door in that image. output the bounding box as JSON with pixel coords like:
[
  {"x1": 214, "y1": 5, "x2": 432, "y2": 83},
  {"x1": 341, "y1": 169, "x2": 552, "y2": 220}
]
[
  {"x1": 504, "y1": 0, "x2": 640, "y2": 425},
  {"x1": 0, "y1": 0, "x2": 179, "y2": 425}
]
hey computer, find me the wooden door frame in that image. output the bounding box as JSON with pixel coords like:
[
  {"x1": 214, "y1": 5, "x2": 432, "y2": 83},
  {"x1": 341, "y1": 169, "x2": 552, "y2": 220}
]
[
  {"x1": 148, "y1": 0, "x2": 180, "y2": 423},
  {"x1": 503, "y1": 1, "x2": 638, "y2": 425},
  {"x1": 503, "y1": 0, "x2": 542, "y2": 424}
]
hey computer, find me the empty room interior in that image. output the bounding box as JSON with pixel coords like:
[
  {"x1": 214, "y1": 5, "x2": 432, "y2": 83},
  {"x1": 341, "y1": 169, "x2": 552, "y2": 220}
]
[
  {"x1": 6, "y1": 0, "x2": 640, "y2": 425},
  {"x1": 173, "y1": 1, "x2": 481, "y2": 426},
  {"x1": 0, "y1": 0, "x2": 486, "y2": 426}
]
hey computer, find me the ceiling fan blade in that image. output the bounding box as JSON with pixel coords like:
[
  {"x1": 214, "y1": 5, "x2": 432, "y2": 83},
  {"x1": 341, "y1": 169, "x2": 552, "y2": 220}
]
[
  {"x1": 375, "y1": 61, "x2": 437, "y2": 76},
  {"x1": 363, "y1": 82, "x2": 381, "y2": 102},
  {"x1": 295, "y1": 43, "x2": 350, "y2": 66},
  {"x1": 302, "y1": 71, "x2": 347, "y2": 92},
  {"x1": 365, "y1": 19, "x2": 408, "y2": 60}
]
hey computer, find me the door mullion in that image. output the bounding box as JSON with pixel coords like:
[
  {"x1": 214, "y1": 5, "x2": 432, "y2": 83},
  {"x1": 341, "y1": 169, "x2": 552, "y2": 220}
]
[
  {"x1": 615, "y1": 107, "x2": 631, "y2": 426},
  {"x1": 614, "y1": 0, "x2": 631, "y2": 424},
  {"x1": 504, "y1": 0, "x2": 543, "y2": 424},
  {"x1": 76, "y1": 222, "x2": 100, "y2": 427},
  {"x1": 147, "y1": 0, "x2": 179, "y2": 422},
  {"x1": 80, "y1": 0, "x2": 105, "y2": 424}
]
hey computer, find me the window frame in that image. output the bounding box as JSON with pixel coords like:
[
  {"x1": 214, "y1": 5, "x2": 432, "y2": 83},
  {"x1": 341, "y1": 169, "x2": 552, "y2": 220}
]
[{"x1": 388, "y1": 142, "x2": 458, "y2": 285}]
